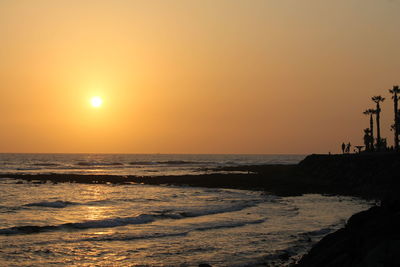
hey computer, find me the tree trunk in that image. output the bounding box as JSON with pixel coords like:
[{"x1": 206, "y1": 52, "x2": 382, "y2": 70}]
[
  {"x1": 394, "y1": 93, "x2": 399, "y2": 151},
  {"x1": 376, "y1": 103, "x2": 381, "y2": 151},
  {"x1": 370, "y1": 114, "x2": 374, "y2": 151}
]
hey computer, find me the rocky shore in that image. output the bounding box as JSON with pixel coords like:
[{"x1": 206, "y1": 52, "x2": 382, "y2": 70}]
[
  {"x1": 1, "y1": 153, "x2": 399, "y2": 266},
  {"x1": 2, "y1": 153, "x2": 399, "y2": 199},
  {"x1": 293, "y1": 153, "x2": 400, "y2": 266},
  {"x1": 219, "y1": 153, "x2": 400, "y2": 266},
  {"x1": 296, "y1": 203, "x2": 400, "y2": 266}
]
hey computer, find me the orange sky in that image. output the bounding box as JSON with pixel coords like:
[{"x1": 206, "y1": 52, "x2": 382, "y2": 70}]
[{"x1": 0, "y1": 0, "x2": 399, "y2": 154}]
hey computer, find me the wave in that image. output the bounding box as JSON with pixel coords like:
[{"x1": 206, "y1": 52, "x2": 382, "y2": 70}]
[
  {"x1": 129, "y1": 161, "x2": 158, "y2": 165},
  {"x1": 193, "y1": 219, "x2": 266, "y2": 232},
  {"x1": 175, "y1": 201, "x2": 257, "y2": 218},
  {"x1": 129, "y1": 160, "x2": 213, "y2": 166},
  {"x1": 0, "y1": 205, "x2": 23, "y2": 213},
  {"x1": 68, "y1": 214, "x2": 155, "y2": 229},
  {"x1": 32, "y1": 163, "x2": 60, "y2": 167},
  {"x1": 0, "y1": 225, "x2": 60, "y2": 235},
  {"x1": 76, "y1": 162, "x2": 124, "y2": 166},
  {"x1": 24, "y1": 201, "x2": 79, "y2": 208},
  {"x1": 0, "y1": 214, "x2": 156, "y2": 235},
  {"x1": 0, "y1": 201, "x2": 259, "y2": 235},
  {"x1": 23, "y1": 199, "x2": 114, "y2": 209},
  {"x1": 16, "y1": 167, "x2": 42, "y2": 171},
  {"x1": 162, "y1": 160, "x2": 201, "y2": 165},
  {"x1": 82, "y1": 231, "x2": 189, "y2": 242},
  {"x1": 81, "y1": 219, "x2": 266, "y2": 242}
]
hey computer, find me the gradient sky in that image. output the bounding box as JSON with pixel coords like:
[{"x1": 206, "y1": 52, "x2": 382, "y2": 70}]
[{"x1": 0, "y1": 0, "x2": 399, "y2": 154}]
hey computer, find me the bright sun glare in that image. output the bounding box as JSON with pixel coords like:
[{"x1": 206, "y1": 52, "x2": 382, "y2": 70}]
[{"x1": 90, "y1": 96, "x2": 103, "y2": 108}]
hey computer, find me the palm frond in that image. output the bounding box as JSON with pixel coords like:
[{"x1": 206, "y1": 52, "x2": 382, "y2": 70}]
[{"x1": 372, "y1": 95, "x2": 385, "y2": 103}]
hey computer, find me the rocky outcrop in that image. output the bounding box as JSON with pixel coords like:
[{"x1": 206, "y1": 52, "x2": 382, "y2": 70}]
[
  {"x1": 295, "y1": 153, "x2": 400, "y2": 266},
  {"x1": 296, "y1": 153, "x2": 400, "y2": 200},
  {"x1": 297, "y1": 204, "x2": 400, "y2": 266}
]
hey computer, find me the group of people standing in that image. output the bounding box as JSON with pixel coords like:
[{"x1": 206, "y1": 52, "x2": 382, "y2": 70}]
[{"x1": 341, "y1": 142, "x2": 352, "y2": 154}]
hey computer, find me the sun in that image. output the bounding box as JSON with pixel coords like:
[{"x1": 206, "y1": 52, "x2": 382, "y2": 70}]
[{"x1": 90, "y1": 96, "x2": 103, "y2": 108}]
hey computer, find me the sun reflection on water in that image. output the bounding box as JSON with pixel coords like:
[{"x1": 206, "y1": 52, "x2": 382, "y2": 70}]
[{"x1": 83, "y1": 205, "x2": 108, "y2": 221}]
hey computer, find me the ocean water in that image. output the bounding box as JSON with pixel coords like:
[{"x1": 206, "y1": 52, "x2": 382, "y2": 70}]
[
  {"x1": 0, "y1": 154, "x2": 372, "y2": 266},
  {"x1": 0, "y1": 154, "x2": 305, "y2": 176}
]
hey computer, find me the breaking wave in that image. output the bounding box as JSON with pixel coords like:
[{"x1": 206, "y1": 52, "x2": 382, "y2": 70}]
[
  {"x1": 24, "y1": 201, "x2": 79, "y2": 208},
  {"x1": 80, "y1": 219, "x2": 267, "y2": 242},
  {"x1": 0, "y1": 200, "x2": 259, "y2": 235}
]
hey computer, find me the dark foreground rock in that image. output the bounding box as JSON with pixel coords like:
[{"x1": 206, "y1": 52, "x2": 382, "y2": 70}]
[
  {"x1": 297, "y1": 203, "x2": 400, "y2": 266},
  {"x1": 293, "y1": 153, "x2": 400, "y2": 266}
]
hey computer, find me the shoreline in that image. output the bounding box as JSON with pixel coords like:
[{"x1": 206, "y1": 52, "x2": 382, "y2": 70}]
[
  {"x1": 2, "y1": 153, "x2": 399, "y2": 265},
  {"x1": 2, "y1": 152, "x2": 399, "y2": 200},
  {"x1": 0, "y1": 165, "x2": 300, "y2": 194}
]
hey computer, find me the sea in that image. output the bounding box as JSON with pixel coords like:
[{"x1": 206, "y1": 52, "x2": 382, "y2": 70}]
[{"x1": 0, "y1": 154, "x2": 372, "y2": 266}]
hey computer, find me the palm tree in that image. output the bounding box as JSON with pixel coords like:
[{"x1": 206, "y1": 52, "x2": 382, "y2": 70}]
[
  {"x1": 372, "y1": 95, "x2": 385, "y2": 151},
  {"x1": 389, "y1": 85, "x2": 400, "y2": 151},
  {"x1": 363, "y1": 109, "x2": 376, "y2": 151},
  {"x1": 363, "y1": 128, "x2": 372, "y2": 151}
]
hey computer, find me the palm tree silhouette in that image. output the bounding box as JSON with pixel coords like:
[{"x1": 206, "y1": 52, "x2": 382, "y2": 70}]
[
  {"x1": 389, "y1": 85, "x2": 400, "y2": 151},
  {"x1": 363, "y1": 109, "x2": 376, "y2": 151},
  {"x1": 363, "y1": 128, "x2": 372, "y2": 151},
  {"x1": 372, "y1": 95, "x2": 385, "y2": 151}
]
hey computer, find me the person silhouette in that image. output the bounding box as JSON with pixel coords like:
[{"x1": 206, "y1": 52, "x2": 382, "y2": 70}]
[
  {"x1": 346, "y1": 142, "x2": 351, "y2": 154},
  {"x1": 341, "y1": 143, "x2": 346, "y2": 154}
]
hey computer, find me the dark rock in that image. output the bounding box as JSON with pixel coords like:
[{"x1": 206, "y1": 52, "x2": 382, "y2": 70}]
[
  {"x1": 296, "y1": 204, "x2": 400, "y2": 266},
  {"x1": 278, "y1": 252, "x2": 290, "y2": 261}
]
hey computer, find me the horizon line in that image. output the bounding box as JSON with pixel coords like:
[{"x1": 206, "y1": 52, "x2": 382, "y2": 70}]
[{"x1": 0, "y1": 152, "x2": 308, "y2": 155}]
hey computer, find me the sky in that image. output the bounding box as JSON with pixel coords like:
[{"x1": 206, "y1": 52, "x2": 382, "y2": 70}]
[{"x1": 0, "y1": 0, "x2": 399, "y2": 154}]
